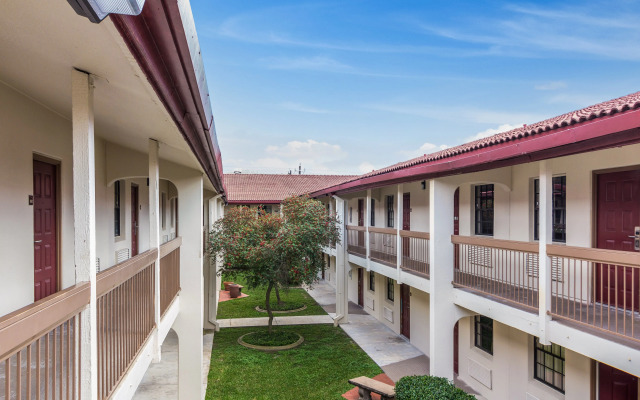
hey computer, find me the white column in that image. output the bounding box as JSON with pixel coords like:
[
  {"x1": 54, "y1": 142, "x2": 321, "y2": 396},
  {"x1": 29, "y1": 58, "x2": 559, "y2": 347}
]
[
  {"x1": 396, "y1": 184, "x2": 403, "y2": 282},
  {"x1": 72, "y1": 69, "x2": 97, "y2": 399},
  {"x1": 172, "y1": 174, "x2": 204, "y2": 400},
  {"x1": 148, "y1": 139, "x2": 162, "y2": 361},
  {"x1": 208, "y1": 195, "x2": 222, "y2": 326},
  {"x1": 538, "y1": 161, "x2": 553, "y2": 344},
  {"x1": 429, "y1": 179, "x2": 464, "y2": 379},
  {"x1": 334, "y1": 195, "x2": 349, "y2": 324},
  {"x1": 365, "y1": 189, "x2": 371, "y2": 271}
]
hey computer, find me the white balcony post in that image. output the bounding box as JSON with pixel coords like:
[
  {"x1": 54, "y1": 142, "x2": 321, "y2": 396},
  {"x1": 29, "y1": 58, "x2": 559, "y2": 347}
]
[
  {"x1": 538, "y1": 161, "x2": 553, "y2": 344},
  {"x1": 148, "y1": 139, "x2": 162, "y2": 361},
  {"x1": 396, "y1": 184, "x2": 403, "y2": 282},
  {"x1": 71, "y1": 69, "x2": 98, "y2": 399},
  {"x1": 365, "y1": 189, "x2": 371, "y2": 271},
  {"x1": 429, "y1": 179, "x2": 463, "y2": 380},
  {"x1": 334, "y1": 195, "x2": 349, "y2": 324},
  {"x1": 172, "y1": 173, "x2": 204, "y2": 400}
]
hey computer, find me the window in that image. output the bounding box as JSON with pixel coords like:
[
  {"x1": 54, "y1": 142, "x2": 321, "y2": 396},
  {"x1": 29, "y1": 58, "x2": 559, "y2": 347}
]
[
  {"x1": 534, "y1": 176, "x2": 566, "y2": 242},
  {"x1": 369, "y1": 271, "x2": 375, "y2": 291},
  {"x1": 170, "y1": 198, "x2": 175, "y2": 227},
  {"x1": 474, "y1": 315, "x2": 493, "y2": 354},
  {"x1": 534, "y1": 338, "x2": 565, "y2": 393},
  {"x1": 387, "y1": 278, "x2": 395, "y2": 301},
  {"x1": 386, "y1": 195, "x2": 394, "y2": 228},
  {"x1": 349, "y1": 207, "x2": 353, "y2": 223},
  {"x1": 475, "y1": 184, "x2": 494, "y2": 236},
  {"x1": 370, "y1": 199, "x2": 375, "y2": 227},
  {"x1": 114, "y1": 181, "x2": 121, "y2": 237},
  {"x1": 161, "y1": 192, "x2": 167, "y2": 229},
  {"x1": 257, "y1": 204, "x2": 272, "y2": 215}
]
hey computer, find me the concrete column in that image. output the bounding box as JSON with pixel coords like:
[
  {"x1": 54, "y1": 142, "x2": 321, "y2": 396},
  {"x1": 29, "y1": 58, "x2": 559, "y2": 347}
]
[
  {"x1": 172, "y1": 173, "x2": 204, "y2": 400},
  {"x1": 538, "y1": 161, "x2": 553, "y2": 344},
  {"x1": 207, "y1": 195, "x2": 222, "y2": 327},
  {"x1": 334, "y1": 195, "x2": 349, "y2": 324},
  {"x1": 429, "y1": 179, "x2": 465, "y2": 379},
  {"x1": 148, "y1": 139, "x2": 162, "y2": 361},
  {"x1": 71, "y1": 69, "x2": 97, "y2": 399},
  {"x1": 365, "y1": 189, "x2": 371, "y2": 271},
  {"x1": 396, "y1": 184, "x2": 403, "y2": 282}
]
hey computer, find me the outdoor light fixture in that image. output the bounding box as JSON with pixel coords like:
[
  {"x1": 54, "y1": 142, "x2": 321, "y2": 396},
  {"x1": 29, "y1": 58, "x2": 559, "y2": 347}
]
[
  {"x1": 421, "y1": 180, "x2": 426, "y2": 190},
  {"x1": 67, "y1": 0, "x2": 145, "y2": 23}
]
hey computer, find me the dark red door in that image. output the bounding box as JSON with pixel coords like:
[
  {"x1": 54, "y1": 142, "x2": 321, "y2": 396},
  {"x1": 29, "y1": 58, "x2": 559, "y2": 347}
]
[
  {"x1": 357, "y1": 199, "x2": 365, "y2": 246},
  {"x1": 357, "y1": 268, "x2": 364, "y2": 307},
  {"x1": 596, "y1": 170, "x2": 640, "y2": 309},
  {"x1": 599, "y1": 364, "x2": 638, "y2": 400},
  {"x1": 33, "y1": 160, "x2": 58, "y2": 301},
  {"x1": 131, "y1": 185, "x2": 139, "y2": 257},
  {"x1": 400, "y1": 284, "x2": 410, "y2": 338},
  {"x1": 454, "y1": 188, "x2": 460, "y2": 269},
  {"x1": 402, "y1": 193, "x2": 411, "y2": 258},
  {"x1": 453, "y1": 321, "x2": 459, "y2": 375}
]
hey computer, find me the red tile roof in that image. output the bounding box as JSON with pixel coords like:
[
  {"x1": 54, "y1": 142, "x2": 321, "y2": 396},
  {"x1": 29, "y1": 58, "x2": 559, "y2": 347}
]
[
  {"x1": 224, "y1": 174, "x2": 358, "y2": 203},
  {"x1": 314, "y1": 90, "x2": 640, "y2": 193}
]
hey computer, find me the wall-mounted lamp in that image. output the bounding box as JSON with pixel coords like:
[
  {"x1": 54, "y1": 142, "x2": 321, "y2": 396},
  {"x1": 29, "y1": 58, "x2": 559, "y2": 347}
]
[
  {"x1": 68, "y1": 0, "x2": 145, "y2": 23},
  {"x1": 421, "y1": 180, "x2": 426, "y2": 190}
]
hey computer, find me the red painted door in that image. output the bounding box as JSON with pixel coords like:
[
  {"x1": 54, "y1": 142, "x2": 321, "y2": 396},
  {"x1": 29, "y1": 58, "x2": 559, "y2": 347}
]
[
  {"x1": 596, "y1": 170, "x2": 640, "y2": 309},
  {"x1": 357, "y1": 268, "x2": 364, "y2": 307},
  {"x1": 599, "y1": 363, "x2": 638, "y2": 400},
  {"x1": 400, "y1": 284, "x2": 410, "y2": 338},
  {"x1": 453, "y1": 321, "x2": 459, "y2": 375},
  {"x1": 454, "y1": 188, "x2": 460, "y2": 269},
  {"x1": 33, "y1": 160, "x2": 58, "y2": 301},
  {"x1": 402, "y1": 193, "x2": 410, "y2": 258},
  {"x1": 358, "y1": 199, "x2": 365, "y2": 246},
  {"x1": 131, "y1": 185, "x2": 139, "y2": 257}
]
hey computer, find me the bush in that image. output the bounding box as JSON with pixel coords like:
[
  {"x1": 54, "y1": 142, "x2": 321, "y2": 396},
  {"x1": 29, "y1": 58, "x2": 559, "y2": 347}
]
[{"x1": 395, "y1": 375, "x2": 475, "y2": 400}]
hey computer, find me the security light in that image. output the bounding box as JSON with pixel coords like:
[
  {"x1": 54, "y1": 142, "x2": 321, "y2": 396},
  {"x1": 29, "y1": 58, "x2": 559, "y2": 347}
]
[{"x1": 67, "y1": 0, "x2": 145, "y2": 23}]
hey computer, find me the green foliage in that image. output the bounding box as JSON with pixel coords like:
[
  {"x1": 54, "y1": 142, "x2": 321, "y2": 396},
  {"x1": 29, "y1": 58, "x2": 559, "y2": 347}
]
[
  {"x1": 209, "y1": 196, "x2": 340, "y2": 330},
  {"x1": 395, "y1": 376, "x2": 475, "y2": 400},
  {"x1": 241, "y1": 330, "x2": 300, "y2": 346},
  {"x1": 205, "y1": 325, "x2": 382, "y2": 400}
]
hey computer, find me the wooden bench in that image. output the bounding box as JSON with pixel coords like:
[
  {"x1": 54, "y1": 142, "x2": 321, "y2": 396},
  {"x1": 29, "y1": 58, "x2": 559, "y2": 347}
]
[{"x1": 348, "y1": 376, "x2": 395, "y2": 400}]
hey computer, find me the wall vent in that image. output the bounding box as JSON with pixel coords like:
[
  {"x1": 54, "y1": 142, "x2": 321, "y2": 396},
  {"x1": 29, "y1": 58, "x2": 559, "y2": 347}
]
[
  {"x1": 468, "y1": 246, "x2": 492, "y2": 268},
  {"x1": 383, "y1": 306, "x2": 393, "y2": 323},
  {"x1": 468, "y1": 358, "x2": 492, "y2": 389},
  {"x1": 115, "y1": 248, "x2": 130, "y2": 264},
  {"x1": 527, "y1": 254, "x2": 563, "y2": 282},
  {"x1": 526, "y1": 394, "x2": 540, "y2": 400},
  {"x1": 162, "y1": 234, "x2": 169, "y2": 244},
  {"x1": 365, "y1": 297, "x2": 375, "y2": 310},
  {"x1": 96, "y1": 258, "x2": 101, "y2": 273}
]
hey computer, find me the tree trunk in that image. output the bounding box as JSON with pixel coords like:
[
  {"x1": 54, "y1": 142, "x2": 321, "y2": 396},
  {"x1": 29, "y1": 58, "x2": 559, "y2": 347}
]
[
  {"x1": 265, "y1": 282, "x2": 275, "y2": 334},
  {"x1": 275, "y1": 286, "x2": 283, "y2": 306}
]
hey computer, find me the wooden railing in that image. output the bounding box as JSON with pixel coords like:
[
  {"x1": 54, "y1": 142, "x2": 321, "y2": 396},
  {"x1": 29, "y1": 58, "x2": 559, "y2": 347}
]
[
  {"x1": 452, "y1": 235, "x2": 539, "y2": 310},
  {"x1": 0, "y1": 282, "x2": 89, "y2": 399},
  {"x1": 96, "y1": 249, "x2": 157, "y2": 399},
  {"x1": 369, "y1": 227, "x2": 397, "y2": 267},
  {"x1": 400, "y1": 231, "x2": 430, "y2": 277},
  {"x1": 346, "y1": 225, "x2": 366, "y2": 257},
  {"x1": 160, "y1": 237, "x2": 182, "y2": 316},
  {"x1": 548, "y1": 245, "x2": 640, "y2": 342}
]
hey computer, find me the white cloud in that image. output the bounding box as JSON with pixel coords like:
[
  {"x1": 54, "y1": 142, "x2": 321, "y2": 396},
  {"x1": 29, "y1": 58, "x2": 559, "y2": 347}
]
[
  {"x1": 464, "y1": 123, "x2": 523, "y2": 142},
  {"x1": 261, "y1": 56, "x2": 354, "y2": 73},
  {"x1": 534, "y1": 81, "x2": 567, "y2": 91},
  {"x1": 400, "y1": 142, "x2": 449, "y2": 159},
  {"x1": 358, "y1": 162, "x2": 377, "y2": 173},
  {"x1": 278, "y1": 102, "x2": 329, "y2": 114}
]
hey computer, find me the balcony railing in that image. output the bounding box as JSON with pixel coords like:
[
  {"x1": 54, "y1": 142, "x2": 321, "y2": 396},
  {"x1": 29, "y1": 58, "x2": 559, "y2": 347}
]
[
  {"x1": 548, "y1": 244, "x2": 640, "y2": 343},
  {"x1": 346, "y1": 225, "x2": 366, "y2": 257},
  {"x1": 0, "y1": 283, "x2": 89, "y2": 399},
  {"x1": 369, "y1": 227, "x2": 397, "y2": 267},
  {"x1": 160, "y1": 237, "x2": 182, "y2": 316},
  {"x1": 96, "y1": 249, "x2": 157, "y2": 399},
  {"x1": 400, "y1": 230, "x2": 430, "y2": 277},
  {"x1": 452, "y1": 235, "x2": 539, "y2": 311}
]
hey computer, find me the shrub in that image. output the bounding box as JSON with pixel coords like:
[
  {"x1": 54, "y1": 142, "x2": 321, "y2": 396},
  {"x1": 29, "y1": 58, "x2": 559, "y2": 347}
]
[{"x1": 395, "y1": 375, "x2": 475, "y2": 400}]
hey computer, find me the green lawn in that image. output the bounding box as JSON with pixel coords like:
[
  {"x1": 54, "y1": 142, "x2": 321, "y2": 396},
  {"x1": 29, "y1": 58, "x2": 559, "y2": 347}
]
[
  {"x1": 217, "y1": 277, "x2": 326, "y2": 319},
  {"x1": 205, "y1": 324, "x2": 383, "y2": 399}
]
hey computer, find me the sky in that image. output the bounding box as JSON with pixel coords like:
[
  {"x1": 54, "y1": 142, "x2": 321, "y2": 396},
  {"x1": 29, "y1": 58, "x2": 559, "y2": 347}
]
[{"x1": 190, "y1": 0, "x2": 640, "y2": 175}]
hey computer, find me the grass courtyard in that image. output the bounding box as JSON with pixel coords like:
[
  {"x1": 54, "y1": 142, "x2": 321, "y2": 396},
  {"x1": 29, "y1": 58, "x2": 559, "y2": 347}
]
[
  {"x1": 205, "y1": 324, "x2": 382, "y2": 400},
  {"x1": 217, "y1": 277, "x2": 327, "y2": 319}
]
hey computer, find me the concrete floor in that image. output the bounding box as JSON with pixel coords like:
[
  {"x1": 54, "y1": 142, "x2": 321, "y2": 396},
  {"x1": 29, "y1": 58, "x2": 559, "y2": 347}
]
[{"x1": 133, "y1": 329, "x2": 214, "y2": 400}]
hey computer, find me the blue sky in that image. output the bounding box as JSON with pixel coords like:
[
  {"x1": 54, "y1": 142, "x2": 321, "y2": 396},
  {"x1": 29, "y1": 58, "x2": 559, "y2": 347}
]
[{"x1": 190, "y1": 0, "x2": 640, "y2": 175}]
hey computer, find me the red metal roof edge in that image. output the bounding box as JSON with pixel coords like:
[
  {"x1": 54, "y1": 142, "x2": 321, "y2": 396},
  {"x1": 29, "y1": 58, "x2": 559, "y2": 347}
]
[
  {"x1": 110, "y1": 2, "x2": 225, "y2": 198},
  {"x1": 311, "y1": 105, "x2": 640, "y2": 197}
]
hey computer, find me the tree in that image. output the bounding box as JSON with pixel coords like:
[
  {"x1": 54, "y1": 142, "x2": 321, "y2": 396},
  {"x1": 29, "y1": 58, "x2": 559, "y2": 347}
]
[{"x1": 209, "y1": 196, "x2": 340, "y2": 333}]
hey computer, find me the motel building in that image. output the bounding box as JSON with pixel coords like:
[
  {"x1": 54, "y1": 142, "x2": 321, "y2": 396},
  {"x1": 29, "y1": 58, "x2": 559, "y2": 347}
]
[
  {"x1": 0, "y1": 1, "x2": 226, "y2": 399},
  {"x1": 312, "y1": 91, "x2": 640, "y2": 400}
]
